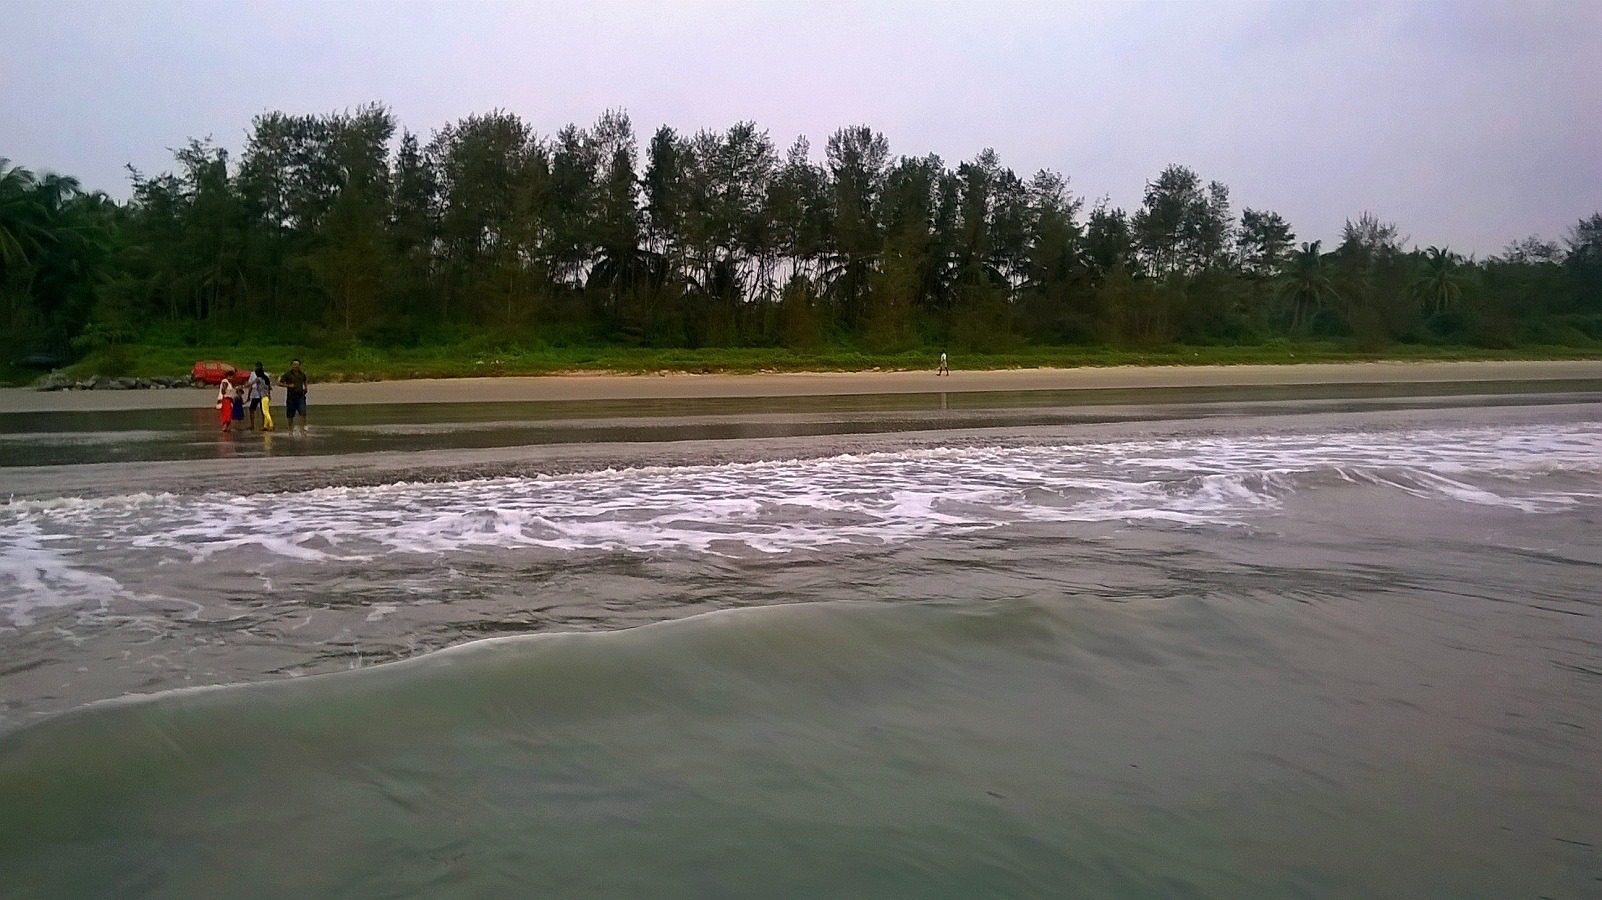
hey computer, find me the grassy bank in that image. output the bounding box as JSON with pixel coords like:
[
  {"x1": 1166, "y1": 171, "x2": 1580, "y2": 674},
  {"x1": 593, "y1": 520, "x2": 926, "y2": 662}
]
[{"x1": 15, "y1": 340, "x2": 1602, "y2": 386}]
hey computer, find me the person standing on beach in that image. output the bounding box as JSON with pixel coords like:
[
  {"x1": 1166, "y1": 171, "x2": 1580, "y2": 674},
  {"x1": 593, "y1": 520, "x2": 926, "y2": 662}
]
[
  {"x1": 937, "y1": 350, "x2": 950, "y2": 376},
  {"x1": 247, "y1": 363, "x2": 272, "y2": 431},
  {"x1": 216, "y1": 375, "x2": 236, "y2": 433},
  {"x1": 279, "y1": 358, "x2": 308, "y2": 431},
  {"x1": 256, "y1": 363, "x2": 276, "y2": 431}
]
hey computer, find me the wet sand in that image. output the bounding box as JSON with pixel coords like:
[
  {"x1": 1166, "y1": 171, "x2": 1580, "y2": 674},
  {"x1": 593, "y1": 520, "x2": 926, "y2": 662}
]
[
  {"x1": 5, "y1": 397, "x2": 1598, "y2": 501},
  {"x1": 7, "y1": 360, "x2": 1602, "y2": 413}
]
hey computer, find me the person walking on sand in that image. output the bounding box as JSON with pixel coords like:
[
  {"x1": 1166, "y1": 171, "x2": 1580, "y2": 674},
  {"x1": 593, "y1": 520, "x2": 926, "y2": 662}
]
[
  {"x1": 217, "y1": 375, "x2": 237, "y2": 433},
  {"x1": 279, "y1": 358, "x2": 309, "y2": 431},
  {"x1": 937, "y1": 350, "x2": 950, "y2": 376}
]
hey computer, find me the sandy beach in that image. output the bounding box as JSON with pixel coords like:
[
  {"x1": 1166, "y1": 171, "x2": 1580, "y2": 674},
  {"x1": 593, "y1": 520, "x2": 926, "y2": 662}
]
[{"x1": 6, "y1": 359, "x2": 1602, "y2": 413}]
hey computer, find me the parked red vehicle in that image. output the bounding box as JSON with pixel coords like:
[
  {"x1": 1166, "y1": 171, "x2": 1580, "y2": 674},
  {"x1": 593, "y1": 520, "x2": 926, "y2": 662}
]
[{"x1": 191, "y1": 360, "x2": 249, "y2": 385}]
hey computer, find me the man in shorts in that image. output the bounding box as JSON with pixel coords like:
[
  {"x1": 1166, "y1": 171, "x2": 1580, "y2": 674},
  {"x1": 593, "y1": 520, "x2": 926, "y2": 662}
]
[{"x1": 279, "y1": 358, "x2": 309, "y2": 431}]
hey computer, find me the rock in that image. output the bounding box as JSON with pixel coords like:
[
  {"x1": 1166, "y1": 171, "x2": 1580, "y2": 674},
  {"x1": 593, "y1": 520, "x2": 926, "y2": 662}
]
[
  {"x1": 34, "y1": 372, "x2": 72, "y2": 392},
  {"x1": 133, "y1": 377, "x2": 150, "y2": 389},
  {"x1": 109, "y1": 377, "x2": 136, "y2": 390},
  {"x1": 74, "y1": 380, "x2": 91, "y2": 391}
]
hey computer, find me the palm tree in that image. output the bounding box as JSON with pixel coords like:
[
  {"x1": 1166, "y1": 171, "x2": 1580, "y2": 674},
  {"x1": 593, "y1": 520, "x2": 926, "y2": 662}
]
[
  {"x1": 0, "y1": 159, "x2": 48, "y2": 273},
  {"x1": 0, "y1": 161, "x2": 119, "y2": 343},
  {"x1": 590, "y1": 241, "x2": 666, "y2": 339},
  {"x1": 1411, "y1": 245, "x2": 1469, "y2": 315},
  {"x1": 1280, "y1": 240, "x2": 1336, "y2": 333},
  {"x1": 1, "y1": 160, "x2": 55, "y2": 330}
]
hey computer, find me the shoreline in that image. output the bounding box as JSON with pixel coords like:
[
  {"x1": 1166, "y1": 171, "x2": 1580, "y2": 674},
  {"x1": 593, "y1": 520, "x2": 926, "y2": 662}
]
[
  {"x1": 4, "y1": 396, "x2": 1598, "y2": 501},
  {"x1": 7, "y1": 359, "x2": 1602, "y2": 414}
]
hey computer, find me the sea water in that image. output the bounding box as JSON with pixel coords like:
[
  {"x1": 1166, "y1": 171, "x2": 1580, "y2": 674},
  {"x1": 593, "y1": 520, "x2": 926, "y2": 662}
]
[{"x1": 1, "y1": 410, "x2": 1599, "y2": 897}]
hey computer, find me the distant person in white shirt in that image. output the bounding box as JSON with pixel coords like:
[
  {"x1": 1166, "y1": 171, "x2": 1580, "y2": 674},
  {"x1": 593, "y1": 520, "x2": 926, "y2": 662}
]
[{"x1": 937, "y1": 351, "x2": 950, "y2": 376}]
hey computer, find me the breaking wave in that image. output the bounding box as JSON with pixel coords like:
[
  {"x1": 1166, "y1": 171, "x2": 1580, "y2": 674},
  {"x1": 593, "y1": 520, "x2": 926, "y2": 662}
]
[{"x1": 2, "y1": 422, "x2": 1600, "y2": 628}]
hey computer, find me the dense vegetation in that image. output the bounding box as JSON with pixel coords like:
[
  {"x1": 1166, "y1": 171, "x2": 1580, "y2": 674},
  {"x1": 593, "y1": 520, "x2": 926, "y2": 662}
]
[{"x1": 4, "y1": 104, "x2": 1601, "y2": 381}]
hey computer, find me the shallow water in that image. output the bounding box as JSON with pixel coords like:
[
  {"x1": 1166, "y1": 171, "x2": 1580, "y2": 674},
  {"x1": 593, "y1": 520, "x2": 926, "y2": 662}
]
[
  {"x1": 4, "y1": 378, "x2": 1598, "y2": 466},
  {"x1": 1, "y1": 405, "x2": 1600, "y2": 897}
]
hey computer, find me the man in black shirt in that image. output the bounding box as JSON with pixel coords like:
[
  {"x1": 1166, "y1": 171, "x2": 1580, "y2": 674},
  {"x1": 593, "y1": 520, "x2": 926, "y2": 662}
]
[{"x1": 279, "y1": 358, "x2": 309, "y2": 431}]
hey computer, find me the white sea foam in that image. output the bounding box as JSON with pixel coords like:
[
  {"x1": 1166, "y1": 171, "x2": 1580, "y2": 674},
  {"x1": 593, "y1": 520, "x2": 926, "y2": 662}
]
[
  {"x1": 3, "y1": 422, "x2": 1600, "y2": 627},
  {"x1": 0, "y1": 519, "x2": 122, "y2": 628}
]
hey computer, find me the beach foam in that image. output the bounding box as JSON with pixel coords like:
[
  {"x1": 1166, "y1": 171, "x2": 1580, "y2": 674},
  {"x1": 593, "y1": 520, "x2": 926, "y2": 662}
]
[{"x1": 2, "y1": 422, "x2": 1599, "y2": 629}]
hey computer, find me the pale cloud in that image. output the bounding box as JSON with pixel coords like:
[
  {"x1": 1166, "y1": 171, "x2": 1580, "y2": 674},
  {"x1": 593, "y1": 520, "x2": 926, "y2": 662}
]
[{"x1": 3, "y1": 0, "x2": 1597, "y2": 254}]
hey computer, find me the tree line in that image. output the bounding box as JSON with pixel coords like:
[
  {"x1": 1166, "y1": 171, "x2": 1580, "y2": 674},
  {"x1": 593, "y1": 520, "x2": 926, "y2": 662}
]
[{"x1": 4, "y1": 103, "x2": 1601, "y2": 364}]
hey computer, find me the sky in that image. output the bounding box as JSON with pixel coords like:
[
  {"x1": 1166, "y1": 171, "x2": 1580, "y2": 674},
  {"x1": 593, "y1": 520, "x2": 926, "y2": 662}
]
[{"x1": 3, "y1": 0, "x2": 1599, "y2": 255}]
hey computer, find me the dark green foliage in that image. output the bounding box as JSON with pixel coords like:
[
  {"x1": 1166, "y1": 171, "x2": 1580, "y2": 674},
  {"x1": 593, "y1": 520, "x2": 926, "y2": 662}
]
[
  {"x1": 3, "y1": 108, "x2": 1599, "y2": 375},
  {"x1": 2, "y1": 160, "x2": 119, "y2": 360},
  {"x1": 1237, "y1": 209, "x2": 1294, "y2": 279}
]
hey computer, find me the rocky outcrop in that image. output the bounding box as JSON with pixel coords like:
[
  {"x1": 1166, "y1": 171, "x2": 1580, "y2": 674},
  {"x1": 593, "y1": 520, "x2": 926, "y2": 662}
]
[{"x1": 34, "y1": 373, "x2": 198, "y2": 391}]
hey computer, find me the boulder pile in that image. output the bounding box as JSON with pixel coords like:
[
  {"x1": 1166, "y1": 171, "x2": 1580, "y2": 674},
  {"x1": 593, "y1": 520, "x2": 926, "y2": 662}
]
[{"x1": 35, "y1": 373, "x2": 196, "y2": 391}]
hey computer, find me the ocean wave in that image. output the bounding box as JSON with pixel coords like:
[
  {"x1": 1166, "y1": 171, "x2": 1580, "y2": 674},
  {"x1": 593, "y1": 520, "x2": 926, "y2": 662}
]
[{"x1": 2, "y1": 422, "x2": 1599, "y2": 627}]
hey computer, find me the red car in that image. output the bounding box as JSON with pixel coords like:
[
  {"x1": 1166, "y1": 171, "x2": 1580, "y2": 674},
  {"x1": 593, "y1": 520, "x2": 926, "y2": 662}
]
[{"x1": 191, "y1": 360, "x2": 250, "y2": 385}]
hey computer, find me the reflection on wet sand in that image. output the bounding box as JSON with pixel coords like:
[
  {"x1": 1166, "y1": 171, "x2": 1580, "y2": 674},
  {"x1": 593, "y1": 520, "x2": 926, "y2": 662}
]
[{"x1": 4, "y1": 379, "x2": 1601, "y2": 467}]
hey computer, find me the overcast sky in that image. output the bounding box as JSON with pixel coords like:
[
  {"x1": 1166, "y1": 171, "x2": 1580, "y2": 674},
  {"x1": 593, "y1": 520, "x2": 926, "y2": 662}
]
[{"x1": 4, "y1": 0, "x2": 1598, "y2": 254}]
